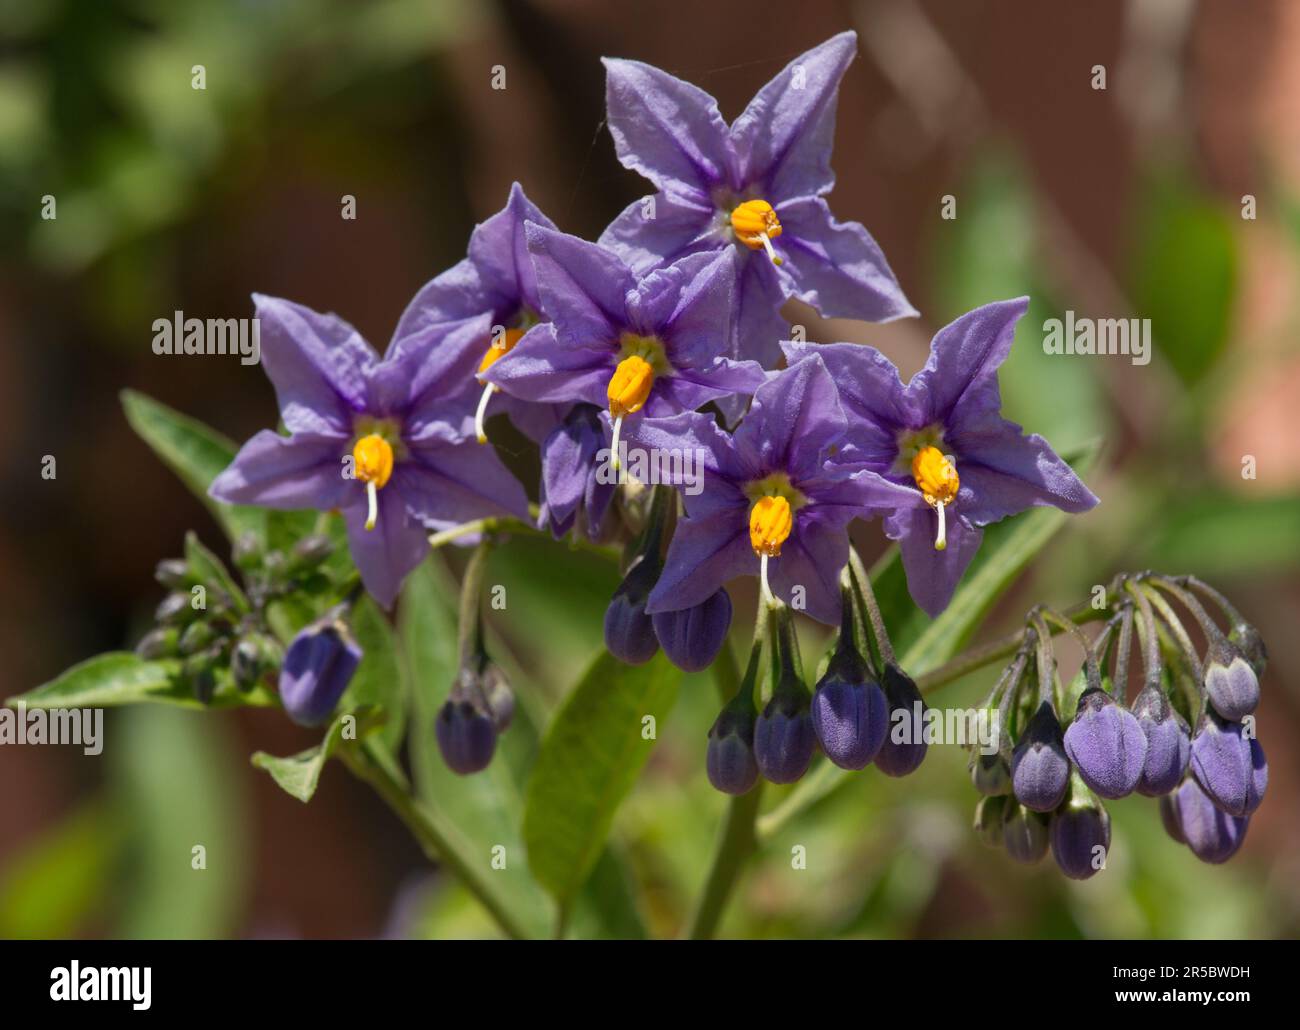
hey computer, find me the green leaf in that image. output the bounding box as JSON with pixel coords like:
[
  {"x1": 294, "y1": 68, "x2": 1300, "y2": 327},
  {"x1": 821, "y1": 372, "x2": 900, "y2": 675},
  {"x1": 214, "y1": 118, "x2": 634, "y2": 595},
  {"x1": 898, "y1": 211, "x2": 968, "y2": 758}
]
[
  {"x1": 10, "y1": 652, "x2": 178, "y2": 709},
  {"x1": 523, "y1": 649, "x2": 681, "y2": 911},
  {"x1": 344, "y1": 595, "x2": 406, "y2": 754},
  {"x1": 399, "y1": 557, "x2": 554, "y2": 940},
  {"x1": 8, "y1": 652, "x2": 273, "y2": 711},
  {"x1": 120, "y1": 389, "x2": 264, "y2": 543},
  {"x1": 759, "y1": 442, "x2": 1100, "y2": 838},
  {"x1": 184, "y1": 530, "x2": 250, "y2": 613},
  {"x1": 251, "y1": 708, "x2": 380, "y2": 803}
]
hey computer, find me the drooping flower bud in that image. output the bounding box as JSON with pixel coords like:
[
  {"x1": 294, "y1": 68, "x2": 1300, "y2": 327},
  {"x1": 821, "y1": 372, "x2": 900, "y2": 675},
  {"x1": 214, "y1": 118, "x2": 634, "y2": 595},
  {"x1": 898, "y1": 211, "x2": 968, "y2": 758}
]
[
  {"x1": 755, "y1": 671, "x2": 816, "y2": 785},
  {"x1": 974, "y1": 795, "x2": 1008, "y2": 848},
  {"x1": 604, "y1": 554, "x2": 661, "y2": 665},
  {"x1": 135, "y1": 626, "x2": 179, "y2": 660},
  {"x1": 435, "y1": 691, "x2": 498, "y2": 775},
  {"x1": 1049, "y1": 775, "x2": 1111, "y2": 880},
  {"x1": 1011, "y1": 700, "x2": 1071, "y2": 812},
  {"x1": 970, "y1": 749, "x2": 1012, "y2": 796},
  {"x1": 1158, "y1": 791, "x2": 1185, "y2": 844},
  {"x1": 874, "y1": 663, "x2": 928, "y2": 778},
  {"x1": 1173, "y1": 777, "x2": 1249, "y2": 864},
  {"x1": 707, "y1": 699, "x2": 759, "y2": 796},
  {"x1": 154, "y1": 557, "x2": 193, "y2": 589},
  {"x1": 178, "y1": 620, "x2": 217, "y2": 656},
  {"x1": 809, "y1": 643, "x2": 887, "y2": 770},
  {"x1": 1003, "y1": 803, "x2": 1050, "y2": 864},
  {"x1": 155, "y1": 591, "x2": 196, "y2": 625},
  {"x1": 1130, "y1": 684, "x2": 1190, "y2": 796},
  {"x1": 279, "y1": 621, "x2": 362, "y2": 727},
  {"x1": 1063, "y1": 688, "x2": 1147, "y2": 800},
  {"x1": 652, "y1": 588, "x2": 732, "y2": 672},
  {"x1": 1202, "y1": 639, "x2": 1260, "y2": 722},
  {"x1": 290, "y1": 533, "x2": 335, "y2": 570},
  {"x1": 1189, "y1": 712, "x2": 1267, "y2": 817},
  {"x1": 183, "y1": 647, "x2": 220, "y2": 705}
]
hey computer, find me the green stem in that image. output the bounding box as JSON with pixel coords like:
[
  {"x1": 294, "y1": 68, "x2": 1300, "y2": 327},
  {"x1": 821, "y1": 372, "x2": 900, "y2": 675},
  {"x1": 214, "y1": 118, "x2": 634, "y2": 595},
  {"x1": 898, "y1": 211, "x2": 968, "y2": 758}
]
[
  {"x1": 684, "y1": 782, "x2": 763, "y2": 940},
  {"x1": 912, "y1": 602, "x2": 1102, "y2": 695},
  {"x1": 338, "y1": 745, "x2": 530, "y2": 940}
]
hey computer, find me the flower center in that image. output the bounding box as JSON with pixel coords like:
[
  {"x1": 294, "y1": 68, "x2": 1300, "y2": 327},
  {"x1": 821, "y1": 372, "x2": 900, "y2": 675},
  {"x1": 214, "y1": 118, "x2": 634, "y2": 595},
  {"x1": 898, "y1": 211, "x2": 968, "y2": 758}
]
[
  {"x1": 352, "y1": 433, "x2": 395, "y2": 532},
  {"x1": 730, "y1": 199, "x2": 784, "y2": 266},
  {"x1": 749, "y1": 495, "x2": 792, "y2": 558},
  {"x1": 910, "y1": 445, "x2": 959, "y2": 552},
  {"x1": 475, "y1": 328, "x2": 526, "y2": 445},
  {"x1": 605, "y1": 334, "x2": 671, "y2": 472}
]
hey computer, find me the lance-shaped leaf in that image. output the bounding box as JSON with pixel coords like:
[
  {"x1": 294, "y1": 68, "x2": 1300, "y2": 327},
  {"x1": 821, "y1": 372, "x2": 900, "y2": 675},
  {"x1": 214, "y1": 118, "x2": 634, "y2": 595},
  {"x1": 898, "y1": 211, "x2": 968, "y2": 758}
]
[
  {"x1": 523, "y1": 650, "x2": 680, "y2": 914},
  {"x1": 251, "y1": 707, "x2": 381, "y2": 803}
]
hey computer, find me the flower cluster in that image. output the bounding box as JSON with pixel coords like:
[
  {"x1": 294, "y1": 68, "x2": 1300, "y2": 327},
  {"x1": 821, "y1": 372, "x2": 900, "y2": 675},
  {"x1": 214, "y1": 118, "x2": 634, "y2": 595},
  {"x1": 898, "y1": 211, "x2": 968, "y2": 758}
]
[
  {"x1": 973, "y1": 573, "x2": 1268, "y2": 878},
  {"x1": 207, "y1": 33, "x2": 1098, "y2": 782}
]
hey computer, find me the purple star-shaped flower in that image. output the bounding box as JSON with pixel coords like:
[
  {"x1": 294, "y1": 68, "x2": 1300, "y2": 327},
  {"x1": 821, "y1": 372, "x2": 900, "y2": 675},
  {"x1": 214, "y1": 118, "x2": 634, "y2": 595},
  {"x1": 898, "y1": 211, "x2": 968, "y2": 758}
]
[
  {"x1": 210, "y1": 294, "x2": 530, "y2": 608},
  {"x1": 482, "y1": 223, "x2": 765, "y2": 455},
  {"x1": 639, "y1": 355, "x2": 919, "y2": 625},
  {"x1": 598, "y1": 31, "x2": 915, "y2": 369},
  {"x1": 391, "y1": 182, "x2": 559, "y2": 446},
  {"x1": 785, "y1": 297, "x2": 1098, "y2": 616}
]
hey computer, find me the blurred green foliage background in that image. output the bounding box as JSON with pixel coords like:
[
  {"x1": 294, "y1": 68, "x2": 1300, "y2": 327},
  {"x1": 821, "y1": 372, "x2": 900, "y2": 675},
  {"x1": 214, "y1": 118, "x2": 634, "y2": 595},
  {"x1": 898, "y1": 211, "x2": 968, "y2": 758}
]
[{"x1": 1, "y1": 0, "x2": 1297, "y2": 939}]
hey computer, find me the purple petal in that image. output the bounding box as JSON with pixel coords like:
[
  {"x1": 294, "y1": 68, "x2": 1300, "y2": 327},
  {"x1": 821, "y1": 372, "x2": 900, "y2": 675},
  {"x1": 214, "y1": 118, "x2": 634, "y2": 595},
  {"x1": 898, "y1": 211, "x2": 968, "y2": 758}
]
[
  {"x1": 951, "y1": 424, "x2": 1099, "y2": 525},
  {"x1": 342, "y1": 489, "x2": 431, "y2": 609},
  {"x1": 371, "y1": 314, "x2": 495, "y2": 434},
  {"x1": 733, "y1": 356, "x2": 846, "y2": 483},
  {"x1": 602, "y1": 56, "x2": 733, "y2": 198},
  {"x1": 886, "y1": 504, "x2": 983, "y2": 617},
  {"x1": 391, "y1": 183, "x2": 557, "y2": 340},
  {"x1": 768, "y1": 508, "x2": 849, "y2": 625},
  {"x1": 482, "y1": 321, "x2": 612, "y2": 407},
  {"x1": 775, "y1": 196, "x2": 916, "y2": 324},
  {"x1": 647, "y1": 358, "x2": 766, "y2": 417},
  {"x1": 252, "y1": 294, "x2": 376, "y2": 435},
  {"x1": 782, "y1": 339, "x2": 911, "y2": 469},
  {"x1": 397, "y1": 441, "x2": 531, "y2": 530},
  {"x1": 630, "y1": 249, "x2": 736, "y2": 369},
  {"x1": 598, "y1": 193, "x2": 723, "y2": 276},
  {"x1": 729, "y1": 31, "x2": 856, "y2": 200},
  {"x1": 623, "y1": 411, "x2": 753, "y2": 501},
  {"x1": 646, "y1": 509, "x2": 754, "y2": 614},
  {"x1": 906, "y1": 297, "x2": 1029, "y2": 427},
  {"x1": 210, "y1": 429, "x2": 351, "y2": 510},
  {"x1": 731, "y1": 251, "x2": 790, "y2": 367},
  {"x1": 524, "y1": 223, "x2": 634, "y2": 346},
  {"x1": 540, "y1": 405, "x2": 614, "y2": 539}
]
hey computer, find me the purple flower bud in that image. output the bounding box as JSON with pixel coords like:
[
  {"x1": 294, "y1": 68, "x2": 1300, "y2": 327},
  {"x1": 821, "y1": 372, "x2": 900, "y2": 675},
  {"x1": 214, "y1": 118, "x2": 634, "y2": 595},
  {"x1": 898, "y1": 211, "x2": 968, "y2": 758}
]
[
  {"x1": 435, "y1": 695, "x2": 497, "y2": 775},
  {"x1": 875, "y1": 663, "x2": 928, "y2": 778},
  {"x1": 755, "y1": 678, "x2": 816, "y2": 784},
  {"x1": 1003, "y1": 803, "x2": 1050, "y2": 865},
  {"x1": 974, "y1": 795, "x2": 1008, "y2": 848},
  {"x1": 1050, "y1": 787, "x2": 1111, "y2": 880},
  {"x1": 970, "y1": 749, "x2": 1012, "y2": 796},
  {"x1": 1203, "y1": 640, "x2": 1260, "y2": 722},
  {"x1": 1131, "y1": 685, "x2": 1191, "y2": 796},
  {"x1": 604, "y1": 556, "x2": 661, "y2": 665},
  {"x1": 1173, "y1": 778, "x2": 1249, "y2": 864},
  {"x1": 1011, "y1": 701, "x2": 1071, "y2": 813},
  {"x1": 652, "y1": 588, "x2": 732, "y2": 672},
  {"x1": 809, "y1": 648, "x2": 887, "y2": 770},
  {"x1": 279, "y1": 622, "x2": 362, "y2": 727},
  {"x1": 706, "y1": 703, "x2": 759, "y2": 795},
  {"x1": 1158, "y1": 792, "x2": 1185, "y2": 844},
  {"x1": 1063, "y1": 688, "x2": 1147, "y2": 799},
  {"x1": 1190, "y1": 713, "x2": 1267, "y2": 817}
]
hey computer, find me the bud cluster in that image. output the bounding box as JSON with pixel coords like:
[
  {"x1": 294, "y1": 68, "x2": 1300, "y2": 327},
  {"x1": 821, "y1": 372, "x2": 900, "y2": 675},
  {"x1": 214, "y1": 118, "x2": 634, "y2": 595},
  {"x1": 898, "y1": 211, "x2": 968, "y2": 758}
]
[
  {"x1": 705, "y1": 556, "x2": 926, "y2": 795},
  {"x1": 136, "y1": 529, "x2": 342, "y2": 706},
  {"x1": 971, "y1": 573, "x2": 1268, "y2": 878}
]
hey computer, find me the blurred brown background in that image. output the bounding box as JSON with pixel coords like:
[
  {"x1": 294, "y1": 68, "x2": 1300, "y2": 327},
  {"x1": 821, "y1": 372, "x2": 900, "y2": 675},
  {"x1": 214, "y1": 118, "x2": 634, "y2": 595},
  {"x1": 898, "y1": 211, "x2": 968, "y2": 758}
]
[{"x1": 1, "y1": 0, "x2": 1297, "y2": 938}]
